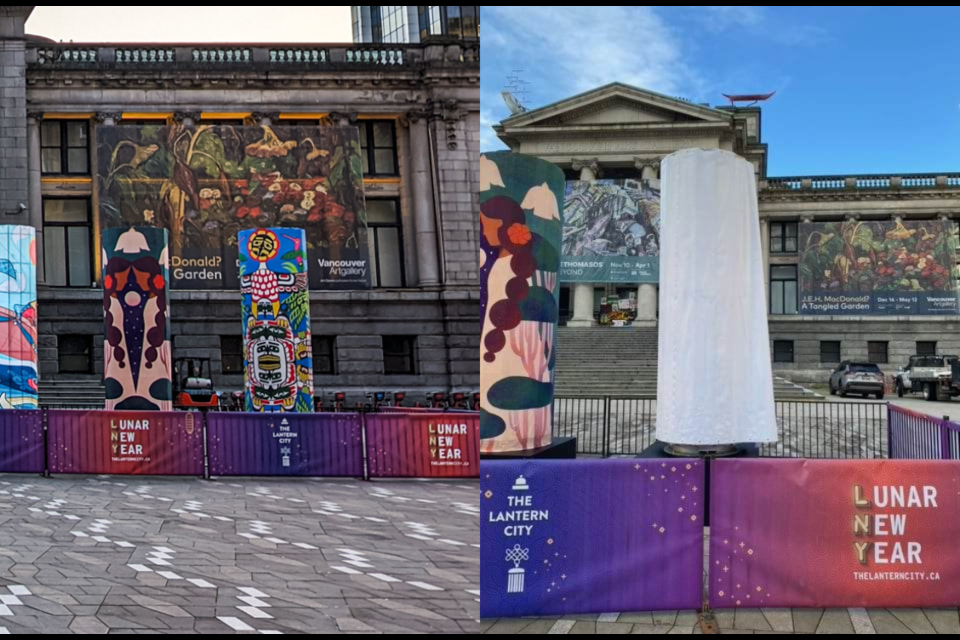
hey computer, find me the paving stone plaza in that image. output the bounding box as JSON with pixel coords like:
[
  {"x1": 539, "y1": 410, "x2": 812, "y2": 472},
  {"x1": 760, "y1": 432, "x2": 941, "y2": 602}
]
[
  {"x1": 480, "y1": 608, "x2": 960, "y2": 634},
  {"x1": 0, "y1": 474, "x2": 478, "y2": 634}
]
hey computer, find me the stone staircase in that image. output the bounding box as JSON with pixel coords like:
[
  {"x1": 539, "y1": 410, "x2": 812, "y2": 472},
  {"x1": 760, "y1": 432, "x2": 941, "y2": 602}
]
[
  {"x1": 554, "y1": 326, "x2": 823, "y2": 399},
  {"x1": 555, "y1": 327, "x2": 659, "y2": 396},
  {"x1": 38, "y1": 380, "x2": 105, "y2": 409},
  {"x1": 773, "y1": 375, "x2": 825, "y2": 401}
]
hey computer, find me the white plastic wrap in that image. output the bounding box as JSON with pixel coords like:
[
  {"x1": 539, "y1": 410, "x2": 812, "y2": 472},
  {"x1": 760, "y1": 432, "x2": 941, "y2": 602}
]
[{"x1": 656, "y1": 149, "x2": 777, "y2": 444}]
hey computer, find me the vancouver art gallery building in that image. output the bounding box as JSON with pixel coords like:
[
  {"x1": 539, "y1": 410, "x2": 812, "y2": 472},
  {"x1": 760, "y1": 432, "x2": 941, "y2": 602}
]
[
  {"x1": 494, "y1": 82, "x2": 960, "y2": 382},
  {"x1": 0, "y1": 7, "x2": 479, "y2": 404}
]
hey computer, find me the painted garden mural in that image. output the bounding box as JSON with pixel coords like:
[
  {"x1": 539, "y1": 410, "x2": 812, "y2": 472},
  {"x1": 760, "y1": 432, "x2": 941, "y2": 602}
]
[
  {"x1": 96, "y1": 125, "x2": 369, "y2": 291},
  {"x1": 480, "y1": 152, "x2": 563, "y2": 453},
  {"x1": 798, "y1": 219, "x2": 959, "y2": 315}
]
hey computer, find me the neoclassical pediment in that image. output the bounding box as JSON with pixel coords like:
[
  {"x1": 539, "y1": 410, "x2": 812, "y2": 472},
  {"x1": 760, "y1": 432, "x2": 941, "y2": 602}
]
[{"x1": 500, "y1": 82, "x2": 729, "y2": 130}]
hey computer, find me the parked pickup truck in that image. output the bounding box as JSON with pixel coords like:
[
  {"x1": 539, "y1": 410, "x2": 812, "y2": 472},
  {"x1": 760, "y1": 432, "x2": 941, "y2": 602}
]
[{"x1": 895, "y1": 355, "x2": 960, "y2": 401}]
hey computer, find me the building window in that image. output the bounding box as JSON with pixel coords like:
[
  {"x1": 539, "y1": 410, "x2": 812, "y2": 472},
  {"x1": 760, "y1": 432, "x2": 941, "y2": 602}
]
[
  {"x1": 58, "y1": 335, "x2": 93, "y2": 374},
  {"x1": 460, "y1": 5, "x2": 479, "y2": 38},
  {"x1": 418, "y1": 6, "x2": 479, "y2": 40},
  {"x1": 371, "y1": 5, "x2": 410, "y2": 43},
  {"x1": 312, "y1": 336, "x2": 337, "y2": 375},
  {"x1": 770, "y1": 221, "x2": 798, "y2": 253},
  {"x1": 383, "y1": 335, "x2": 417, "y2": 375},
  {"x1": 43, "y1": 198, "x2": 92, "y2": 287},
  {"x1": 220, "y1": 336, "x2": 244, "y2": 374},
  {"x1": 868, "y1": 341, "x2": 889, "y2": 365},
  {"x1": 41, "y1": 120, "x2": 89, "y2": 175},
  {"x1": 419, "y1": 5, "x2": 444, "y2": 40},
  {"x1": 917, "y1": 341, "x2": 937, "y2": 357},
  {"x1": 820, "y1": 341, "x2": 841, "y2": 364},
  {"x1": 351, "y1": 6, "x2": 362, "y2": 42},
  {"x1": 769, "y1": 265, "x2": 798, "y2": 315},
  {"x1": 367, "y1": 199, "x2": 405, "y2": 288},
  {"x1": 359, "y1": 120, "x2": 397, "y2": 176},
  {"x1": 773, "y1": 340, "x2": 794, "y2": 363}
]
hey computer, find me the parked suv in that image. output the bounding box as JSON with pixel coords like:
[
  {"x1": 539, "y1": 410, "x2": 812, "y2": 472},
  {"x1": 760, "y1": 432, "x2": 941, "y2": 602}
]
[{"x1": 829, "y1": 361, "x2": 885, "y2": 399}]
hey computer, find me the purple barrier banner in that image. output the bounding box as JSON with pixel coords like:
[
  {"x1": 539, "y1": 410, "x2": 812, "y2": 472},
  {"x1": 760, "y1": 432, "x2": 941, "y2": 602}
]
[
  {"x1": 481, "y1": 459, "x2": 705, "y2": 617},
  {"x1": 0, "y1": 410, "x2": 43, "y2": 473},
  {"x1": 365, "y1": 412, "x2": 479, "y2": 478},
  {"x1": 47, "y1": 410, "x2": 204, "y2": 475},
  {"x1": 206, "y1": 412, "x2": 363, "y2": 477}
]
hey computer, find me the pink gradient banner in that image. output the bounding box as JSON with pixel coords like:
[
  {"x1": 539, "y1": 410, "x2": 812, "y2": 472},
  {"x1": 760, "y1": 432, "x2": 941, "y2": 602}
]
[{"x1": 710, "y1": 459, "x2": 960, "y2": 608}]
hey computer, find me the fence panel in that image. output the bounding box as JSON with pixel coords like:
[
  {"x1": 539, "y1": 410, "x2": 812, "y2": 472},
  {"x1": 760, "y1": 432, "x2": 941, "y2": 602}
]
[
  {"x1": 365, "y1": 412, "x2": 478, "y2": 477},
  {"x1": 763, "y1": 400, "x2": 886, "y2": 459},
  {"x1": 0, "y1": 410, "x2": 44, "y2": 473},
  {"x1": 889, "y1": 404, "x2": 960, "y2": 460},
  {"x1": 206, "y1": 412, "x2": 364, "y2": 477},
  {"x1": 554, "y1": 397, "x2": 887, "y2": 459},
  {"x1": 47, "y1": 409, "x2": 204, "y2": 475}
]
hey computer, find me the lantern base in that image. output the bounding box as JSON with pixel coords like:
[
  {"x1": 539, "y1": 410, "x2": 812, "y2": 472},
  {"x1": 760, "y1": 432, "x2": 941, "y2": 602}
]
[
  {"x1": 663, "y1": 443, "x2": 741, "y2": 458},
  {"x1": 480, "y1": 436, "x2": 578, "y2": 460}
]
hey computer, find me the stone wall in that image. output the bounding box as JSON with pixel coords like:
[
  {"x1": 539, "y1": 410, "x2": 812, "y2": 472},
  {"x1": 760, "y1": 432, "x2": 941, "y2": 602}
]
[
  {"x1": 770, "y1": 317, "x2": 960, "y2": 383},
  {"x1": 38, "y1": 289, "x2": 480, "y2": 395},
  {"x1": 0, "y1": 7, "x2": 30, "y2": 226}
]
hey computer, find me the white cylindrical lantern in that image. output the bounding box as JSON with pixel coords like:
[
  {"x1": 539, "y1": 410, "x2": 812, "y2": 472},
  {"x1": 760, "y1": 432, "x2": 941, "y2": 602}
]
[{"x1": 656, "y1": 149, "x2": 777, "y2": 446}]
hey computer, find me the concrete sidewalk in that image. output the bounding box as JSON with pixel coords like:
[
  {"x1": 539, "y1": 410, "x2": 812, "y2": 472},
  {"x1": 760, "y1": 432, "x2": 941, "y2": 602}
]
[{"x1": 481, "y1": 608, "x2": 960, "y2": 634}]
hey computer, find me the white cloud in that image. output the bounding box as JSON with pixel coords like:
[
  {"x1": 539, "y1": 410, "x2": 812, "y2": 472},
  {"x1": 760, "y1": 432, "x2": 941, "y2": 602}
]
[
  {"x1": 480, "y1": 106, "x2": 507, "y2": 152},
  {"x1": 685, "y1": 6, "x2": 827, "y2": 46},
  {"x1": 695, "y1": 6, "x2": 764, "y2": 32},
  {"x1": 485, "y1": 6, "x2": 696, "y2": 96}
]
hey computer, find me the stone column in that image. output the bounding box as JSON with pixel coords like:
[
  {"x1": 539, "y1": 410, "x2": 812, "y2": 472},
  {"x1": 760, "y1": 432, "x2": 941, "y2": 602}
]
[
  {"x1": 408, "y1": 109, "x2": 440, "y2": 286},
  {"x1": 26, "y1": 112, "x2": 44, "y2": 283},
  {"x1": 759, "y1": 218, "x2": 770, "y2": 292},
  {"x1": 635, "y1": 159, "x2": 660, "y2": 324},
  {"x1": 567, "y1": 158, "x2": 601, "y2": 327},
  {"x1": 0, "y1": 7, "x2": 30, "y2": 227},
  {"x1": 395, "y1": 115, "x2": 420, "y2": 285}
]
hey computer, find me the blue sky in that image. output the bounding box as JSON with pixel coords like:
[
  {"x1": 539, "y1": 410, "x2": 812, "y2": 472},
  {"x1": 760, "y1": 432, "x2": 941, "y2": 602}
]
[{"x1": 481, "y1": 7, "x2": 960, "y2": 177}]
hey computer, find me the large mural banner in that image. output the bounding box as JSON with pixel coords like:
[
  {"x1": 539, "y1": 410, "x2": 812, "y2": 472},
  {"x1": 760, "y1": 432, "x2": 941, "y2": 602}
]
[
  {"x1": 0, "y1": 226, "x2": 38, "y2": 409},
  {"x1": 102, "y1": 227, "x2": 172, "y2": 411},
  {"x1": 480, "y1": 153, "x2": 563, "y2": 453},
  {"x1": 239, "y1": 228, "x2": 314, "y2": 413},
  {"x1": 97, "y1": 125, "x2": 369, "y2": 290},
  {"x1": 561, "y1": 180, "x2": 660, "y2": 283},
  {"x1": 710, "y1": 459, "x2": 960, "y2": 608},
  {"x1": 481, "y1": 459, "x2": 705, "y2": 617},
  {"x1": 798, "y1": 219, "x2": 959, "y2": 315}
]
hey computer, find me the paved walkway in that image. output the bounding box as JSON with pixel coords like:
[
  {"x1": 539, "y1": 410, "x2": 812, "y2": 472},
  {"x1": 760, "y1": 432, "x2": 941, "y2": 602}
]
[
  {"x1": 481, "y1": 608, "x2": 960, "y2": 634},
  {"x1": 0, "y1": 474, "x2": 478, "y2": 634}
]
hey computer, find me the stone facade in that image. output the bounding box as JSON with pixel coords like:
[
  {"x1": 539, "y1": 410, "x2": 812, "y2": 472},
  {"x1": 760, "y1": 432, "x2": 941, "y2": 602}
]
[
  {"x1": 0, "y1": 9, "x2": 480, "y2": 402},
  {"x1": 495, "y1": 82, "x2": 960, "y2": 383}
]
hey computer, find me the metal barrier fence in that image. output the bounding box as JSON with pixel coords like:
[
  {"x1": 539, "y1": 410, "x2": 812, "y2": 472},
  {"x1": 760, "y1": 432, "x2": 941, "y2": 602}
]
[
  {"x1": 889, "y1": 404, "x2": 960, "y2": 459},
  {"x1": 0, "y1": 409, "x2": 479, "y2": 479},
  {"x1": 555, "y1": 396, "x2": 888, "y2": 459}
]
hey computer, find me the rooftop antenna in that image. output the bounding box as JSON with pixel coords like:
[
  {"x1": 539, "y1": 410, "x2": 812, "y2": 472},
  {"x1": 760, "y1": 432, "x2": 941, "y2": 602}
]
[{"x1": 502, "y1": 69, "x2": 531, "y2": 115}]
